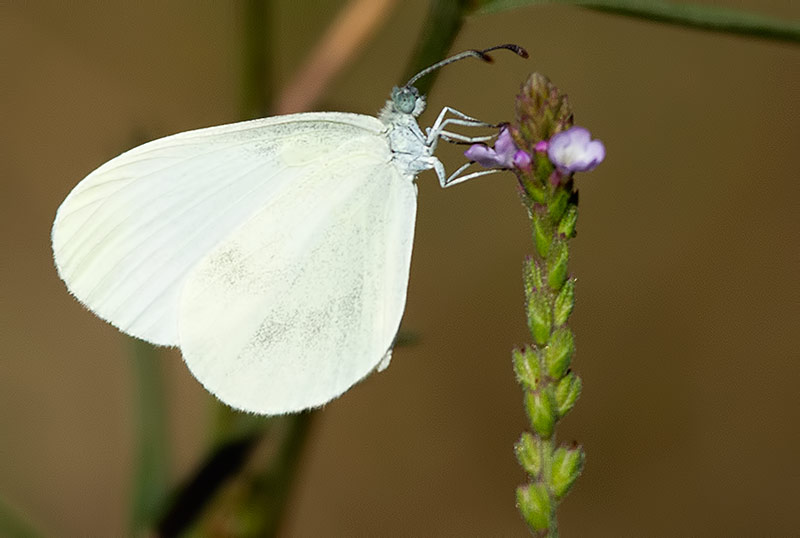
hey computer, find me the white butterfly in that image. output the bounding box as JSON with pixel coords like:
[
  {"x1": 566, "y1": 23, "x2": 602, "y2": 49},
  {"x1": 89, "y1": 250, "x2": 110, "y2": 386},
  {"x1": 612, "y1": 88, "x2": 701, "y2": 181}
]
[{"x1": 52, "y1": 45, "x2": 527, "y2": 415}]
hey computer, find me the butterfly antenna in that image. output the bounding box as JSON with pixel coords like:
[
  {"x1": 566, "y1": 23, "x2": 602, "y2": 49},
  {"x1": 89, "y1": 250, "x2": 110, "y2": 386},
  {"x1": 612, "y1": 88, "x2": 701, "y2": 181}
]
[{"x1": 403, "y1": 44, "x2": 528, "y2": 88}]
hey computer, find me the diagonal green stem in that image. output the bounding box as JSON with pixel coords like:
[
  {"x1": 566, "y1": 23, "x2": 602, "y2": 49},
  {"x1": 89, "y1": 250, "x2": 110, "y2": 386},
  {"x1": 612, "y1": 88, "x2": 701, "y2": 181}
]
[
  {"x1": 402, "y1": 0, "x2": 471, "y2": 95},
  {"x1": 156, "y1": 432, "x2": 262, "y2": 536},
  {"x1": 227, "y1": 413, "x2": 316, "y2": 537},
  {"x1": 476, "y1": 0, "x2": 800, "y2": 43}
]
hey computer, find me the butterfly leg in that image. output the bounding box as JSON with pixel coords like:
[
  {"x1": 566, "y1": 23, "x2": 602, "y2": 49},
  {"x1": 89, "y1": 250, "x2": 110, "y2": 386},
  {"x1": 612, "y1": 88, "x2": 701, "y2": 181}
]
[
  {"x1": 428, "y1": 119, "x2": 497, "y2": 152},
  {"x1": 426, "y1": 157, "x2": 502, "y2": 189},
  {"x1": 442, "y1": 165, "x2": 503, "y2": 188},
  {"x1": 429, "y1": 106, "x2": 491, "y2": 136},
  {"x1": 424, "y1": 107, "x2": 506, "y2": 188},
  {"x1": 437, "y1": 130, "x2": 495, "y2": 145},
  {"x1": 426, "y1": 107, "x2": 494, "y2": 149}
]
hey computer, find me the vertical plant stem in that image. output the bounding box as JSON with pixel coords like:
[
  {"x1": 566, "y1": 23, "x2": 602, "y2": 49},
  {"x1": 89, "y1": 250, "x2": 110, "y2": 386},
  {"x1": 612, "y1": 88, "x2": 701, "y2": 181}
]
[
  {"x1": 0, "y1": 496, "x2": 45, "y2": 538},
  {"x1": 209, "y1": 0, "x2": 276, "y2": 495},
  {"x1": 240, "y1": 0, "x2": 272, "y2": 120},
  {"x1": 129, "y1": 338, "x2": 170, "y2": 535},
  {"x1": 213, "y1": 0, "x2": 276, "y2": 447},
  {"x1": 156, "y1": 1, "x2": 477, "y2": 534},
  {"x1": 160, "y1": 3, "x2": 312, "y2": 535}
]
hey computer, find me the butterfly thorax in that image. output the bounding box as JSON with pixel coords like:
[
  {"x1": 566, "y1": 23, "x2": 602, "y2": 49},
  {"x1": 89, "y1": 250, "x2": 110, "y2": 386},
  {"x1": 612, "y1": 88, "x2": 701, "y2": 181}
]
[{"x1": 379, "y1": 95, "x2": 435, "y2": 179}]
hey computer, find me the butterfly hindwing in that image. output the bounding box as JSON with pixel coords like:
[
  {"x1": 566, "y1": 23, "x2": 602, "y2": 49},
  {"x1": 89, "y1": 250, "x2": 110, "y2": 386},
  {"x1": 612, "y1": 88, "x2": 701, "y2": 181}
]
[{"x1": 179, "y1": 156, "x2": 418, "y2": 414}]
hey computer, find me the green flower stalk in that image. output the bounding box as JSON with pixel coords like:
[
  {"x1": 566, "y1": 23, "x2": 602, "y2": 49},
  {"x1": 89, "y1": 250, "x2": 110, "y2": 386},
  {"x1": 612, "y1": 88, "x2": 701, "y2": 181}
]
[{"x1": 465, "y1": 73, "x2": 604, "y2": 536}]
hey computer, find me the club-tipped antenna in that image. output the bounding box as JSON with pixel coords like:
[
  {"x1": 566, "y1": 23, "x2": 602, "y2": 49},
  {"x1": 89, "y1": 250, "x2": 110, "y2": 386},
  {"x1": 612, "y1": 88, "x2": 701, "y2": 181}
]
[{"x1": 403, "y1": 44, "x2": 528, "y2": 89}]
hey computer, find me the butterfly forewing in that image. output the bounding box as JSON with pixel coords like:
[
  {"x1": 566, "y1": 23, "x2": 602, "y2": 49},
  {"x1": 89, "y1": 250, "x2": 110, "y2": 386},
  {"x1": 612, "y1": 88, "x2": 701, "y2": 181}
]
[{"x1": 52, "y1": 113, "x2": 386, "y2": 346}]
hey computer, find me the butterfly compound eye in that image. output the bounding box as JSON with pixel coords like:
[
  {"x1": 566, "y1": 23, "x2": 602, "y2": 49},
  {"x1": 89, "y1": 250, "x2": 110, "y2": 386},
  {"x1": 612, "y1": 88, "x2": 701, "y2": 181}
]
[{"x1": 391, "y1": 86, "x2": 419, "y2": 114}]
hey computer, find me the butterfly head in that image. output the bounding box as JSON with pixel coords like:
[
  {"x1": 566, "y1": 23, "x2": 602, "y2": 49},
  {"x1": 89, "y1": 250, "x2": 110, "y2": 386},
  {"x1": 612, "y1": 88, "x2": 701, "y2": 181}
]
[
  {"x1": 380, "y1": 44, "x2": 528, "y2": 126},
  {"x1": 390, "y1": 86, "x2": 426, "y2": 117}
]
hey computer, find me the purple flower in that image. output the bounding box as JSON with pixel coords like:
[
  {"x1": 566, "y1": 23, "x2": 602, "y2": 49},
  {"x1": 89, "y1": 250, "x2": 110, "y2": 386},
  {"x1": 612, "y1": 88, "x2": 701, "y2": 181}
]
[
  {"x1": 513, "y1": 149, "x2": 532, "y2": 172},
  {"x1": 465, "y1": 127, "x2": 531, "y2": 170},
  {"x1": 547, "y1": 126, "x2": 605, "y2": 173}
]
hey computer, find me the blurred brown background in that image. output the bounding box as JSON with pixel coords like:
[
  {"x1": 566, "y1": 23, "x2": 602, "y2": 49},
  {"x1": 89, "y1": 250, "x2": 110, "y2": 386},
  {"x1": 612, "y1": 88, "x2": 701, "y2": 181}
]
[{"x1": 2, "y1": 1, "x2": 799, "y2": 536}]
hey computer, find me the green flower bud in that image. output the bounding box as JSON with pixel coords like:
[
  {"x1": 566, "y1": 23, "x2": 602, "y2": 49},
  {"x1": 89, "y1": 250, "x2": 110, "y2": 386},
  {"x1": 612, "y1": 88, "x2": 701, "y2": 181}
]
[
  {"x1": 523, "y1": 181, "x2": 547, "y2": 205},
  {"x1": 553, "y1": 278, "x2": 575, "y2": 326},
  {"x1": 532, "y1": 210, "x2": 553, "y2": 258},
  {"x1": 527, "y1": 291, "x2": 552, "y2": 345},
  {"x1": 549, "y1": 189, "x2": 570, "y2": 224},
  {"x1": 550, "y1": 444, "x2": 585, "y2": 498},
  {"x1": 512, "y1": 347, "x2": 541, "y2": 392},
  {"x1": 555, "y1": 372, "x2": 582, "y2": 418},
  {"x1": 516, "y1": 483, "x2": 551, "y2": 531},
  {"x1": 522, "y1": 257, "x2": 544, "y2": 298},
  {"x1": 557, "y1": 204, "x2": 578, "y2": 238},
  {"x1": 544, "y1": 328, "x2": 574, "y2": 379},
  {"x1": 525, "y1": 388, "x2": 557, "y2": 439},
  {"x1": 514, "y1": 432, "x2": 542, "y2": 477},
  {"x1": 547, "y1": 241, "x2": 569, "y2": 291},
  {"x1": 533, "y1": 152, "x2": 554, "y2": 187},
  {"x1": 514, "y1": 73, "x2": 573, "y2": 144}
]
